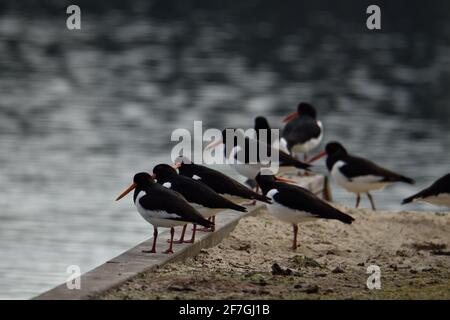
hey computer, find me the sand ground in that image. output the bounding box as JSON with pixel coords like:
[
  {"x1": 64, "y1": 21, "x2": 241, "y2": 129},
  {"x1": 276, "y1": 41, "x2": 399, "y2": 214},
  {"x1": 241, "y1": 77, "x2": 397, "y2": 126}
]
[{"x1": 99, "y1": 207, "x2": 450, "y2": 300}]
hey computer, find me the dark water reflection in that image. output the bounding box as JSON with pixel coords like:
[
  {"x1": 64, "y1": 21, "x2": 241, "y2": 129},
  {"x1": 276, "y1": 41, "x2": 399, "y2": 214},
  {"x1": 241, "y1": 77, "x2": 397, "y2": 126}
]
[{"x1": 0, "y1": 3, "x2": 449, "y2": 298}]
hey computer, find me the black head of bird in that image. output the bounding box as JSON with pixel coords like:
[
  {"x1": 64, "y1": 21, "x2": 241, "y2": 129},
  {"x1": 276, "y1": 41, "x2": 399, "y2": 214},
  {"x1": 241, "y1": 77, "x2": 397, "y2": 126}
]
[
  {"x1": 254, "y1": 116, "x2": 271, "y2": 131},
  {"x1": 283, "y1": 102, "x2": 317, "y2": 123},
  {"x1": 255, "y1": 172, "x2": 297, "y2": 195},
  {"x1": 308, "y1": 141, "x2": 348, "y2": 164},
  {"x1": 255, "y1": 173, "x2": 277, "y2": 192},
  {"x1": 254, "y1": 116, "x2": 273, "y2": 144},
  {"x1": 174, "y1": 159, "x2": 194, "y2": 176},
  {"x1": 325, "y1": 141, "x2": 347, "y2": 156},
  {"x1": 152, "y1": 164, "x2": 178, "y2": 183},
  {"x1": 116, "y1": 172, "x2": 155, "y2": 201}
]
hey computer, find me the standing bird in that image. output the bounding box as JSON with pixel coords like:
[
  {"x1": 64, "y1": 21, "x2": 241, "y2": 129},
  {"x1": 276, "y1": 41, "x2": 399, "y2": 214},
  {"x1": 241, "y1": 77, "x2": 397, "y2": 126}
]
[
  {"x1": 175, "y1": 159, "x2": 271, "y2": 204},
  {"x1": 206, "y1": 128, "x2": 311, "y2": 180},
  {"x1": 402, "y1": 173, "x2": 450, "y2": 208},
  {"x1": 115, "y1": 172, "x2": 212, "y2": 254},
  {"x1": 255, "y1": 173, "x2": 354, "y2": 250},
  {"x1": 152, "y1": 164, "x2": 247, "y2": 237},
  {"x1": 309, "y1": 142, "x2": 415, "y2": 210},
  {"x1": 281, "y1": 102, "x2": 323, "y2": 161},
  {"x1": 254, "y1": 116, "x2": 290, "y2": 154},
  {"x1": 254, "y1": 116, "x2": 310, "y2": 175}
]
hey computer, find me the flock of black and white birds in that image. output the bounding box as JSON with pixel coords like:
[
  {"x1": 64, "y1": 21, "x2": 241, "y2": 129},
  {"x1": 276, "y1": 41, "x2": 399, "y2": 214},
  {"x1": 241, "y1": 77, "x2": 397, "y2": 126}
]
[{"x1": 116, "y1": 102, "x2": 450, "y2": 253}]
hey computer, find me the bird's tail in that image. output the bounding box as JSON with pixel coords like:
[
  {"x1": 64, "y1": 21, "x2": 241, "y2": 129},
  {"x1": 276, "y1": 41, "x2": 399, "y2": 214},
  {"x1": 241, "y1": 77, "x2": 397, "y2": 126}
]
[
  {"x1": 253, "y1": 193, "x2": 272, "y2": 204},
  {"x1": 398, "y1": 175, "x2": 415, "y2": 185},
  {"x1": 229, "y1": 202, "x2": 248, "y2": 212},
  {"x1": 401, "y1": 194, "x2": 416, "y2": 205},
  {"x1": 197, "y1": 216, "x2": 214, "y2": 228},
  {"x1": 336, "y1": 211, "x2": 355, "y2": 224}
]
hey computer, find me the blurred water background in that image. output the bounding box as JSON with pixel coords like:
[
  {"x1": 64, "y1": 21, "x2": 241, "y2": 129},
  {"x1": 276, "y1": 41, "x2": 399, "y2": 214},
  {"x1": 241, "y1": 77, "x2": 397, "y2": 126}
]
[{"x1": 0, "y1": 0, "x2": 449, "y2": 299}]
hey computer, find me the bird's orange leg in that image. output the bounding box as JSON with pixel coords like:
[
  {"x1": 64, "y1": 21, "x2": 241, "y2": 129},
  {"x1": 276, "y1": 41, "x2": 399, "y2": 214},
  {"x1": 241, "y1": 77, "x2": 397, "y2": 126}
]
[
  {"x1": 143, "y1": 226, "x2": 158, "y2": 253},
  {"x1": 355, "y1": 193, "x2": 361, "y2": 208},
  {"x1": 170, "y1": 224, "x2": 187, "y2": 244},
  {"x1": 292, "y1": 224, "x2": 299, "y2": 250},
  {"x1": 184, "y1": 224, "x2": 197, "y2": 243},
  {"x1": 163, "y1": 227, "x2": 175, "y2": 254},
  {"x1": 367, "y1": 192, "x2": 376, "y2": 211}
]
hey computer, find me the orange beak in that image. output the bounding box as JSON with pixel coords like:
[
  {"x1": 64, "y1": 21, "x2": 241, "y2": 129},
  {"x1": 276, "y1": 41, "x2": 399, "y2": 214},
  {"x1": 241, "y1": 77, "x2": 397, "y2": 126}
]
[
  {"x1": 115, "y1": 183, "x2": 137, "y2": 201},
  {"x1": 308, "y1": 151, "x2": 327, "y2": 163},
  {"x1": 283, "y1": 111, "x2": 299, "y2": 123},
  {"x1": 275, "y1": 176, "x2": 297, "y2": 184}
]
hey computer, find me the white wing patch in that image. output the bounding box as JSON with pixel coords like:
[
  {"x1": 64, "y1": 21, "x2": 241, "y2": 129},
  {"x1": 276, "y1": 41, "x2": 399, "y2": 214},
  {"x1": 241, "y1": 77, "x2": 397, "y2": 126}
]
[
  {"x1": 192, "y1": 175, "x2": 201, "y2": 180},
  {"x1": 162, "y1": 182, "x2": 172, "y2": 189}
]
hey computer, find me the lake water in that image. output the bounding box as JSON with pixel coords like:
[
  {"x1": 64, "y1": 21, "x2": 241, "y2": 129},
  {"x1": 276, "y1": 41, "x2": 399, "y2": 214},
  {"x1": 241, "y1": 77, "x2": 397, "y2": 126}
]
[{"x1": 0, "y1": 5, "x2": 449, "y2": 299}]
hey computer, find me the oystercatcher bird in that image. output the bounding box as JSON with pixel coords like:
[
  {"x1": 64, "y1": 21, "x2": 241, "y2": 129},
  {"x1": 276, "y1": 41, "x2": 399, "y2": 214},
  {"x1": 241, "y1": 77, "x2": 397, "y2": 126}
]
[
  {"x1": 152, "y1": 164, "x2": 247, "y2": 236},
  {"x1": 206, "y1": 128, "x2": 311, "y2": 180},
  {"x1": 255, "y1": 116, "x2": 311, "y2": 175},
  {"x1": 309, "y1": 141, "x2": 415, "y2": 210},
  {"x1": 402, "y1": 173, "x2": 450, "y2": 208},
  {"x1": 282, "y1": 102, "x2": 323, "y2": 161},
  {"x1": 254, "y1": 116, "x2": 290, "y2": 154},
  {"x1": 174, "y1": 158, "x2": 271, "y2": 204},
  {"x1": 115, "y1": 172, "x2": 212, "y2": 254},
  {"x1": 255, "y1": 172, "x2": 354, "y2": 250}
]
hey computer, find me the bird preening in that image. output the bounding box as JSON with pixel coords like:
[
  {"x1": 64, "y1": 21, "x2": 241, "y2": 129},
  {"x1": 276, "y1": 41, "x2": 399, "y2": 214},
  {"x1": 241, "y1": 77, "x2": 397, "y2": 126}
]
[{"x1": 115, "y1": 101, "x2": 445, "y2": 253}]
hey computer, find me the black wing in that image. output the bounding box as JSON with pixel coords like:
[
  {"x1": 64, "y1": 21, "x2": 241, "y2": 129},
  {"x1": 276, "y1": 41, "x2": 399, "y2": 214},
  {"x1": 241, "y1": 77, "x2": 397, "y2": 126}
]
[
  {"x1": 273, "y1": 182, "x2": 354, "y2": 224},
  {"x1": 140, "y1": 185, "x2": 212, "y2": 227},
  {"x1": 246, "y1": 136, "x2": 311, "y2": 170},
  {"x1": 189, "y1": 165, "x2": 271, "y2": 203},
  {"x1": 340, "y1": 155, "x2": 414, "y2": 184},
  {"x1": 402, "y1": 173, "x2": 450, "y2": 204},
  {"x1": 172, "y1": 175, "x2": 247, "y2": 212},
  {"x1": 282, "y1": 117, "x2": 321, "y2": 146}
]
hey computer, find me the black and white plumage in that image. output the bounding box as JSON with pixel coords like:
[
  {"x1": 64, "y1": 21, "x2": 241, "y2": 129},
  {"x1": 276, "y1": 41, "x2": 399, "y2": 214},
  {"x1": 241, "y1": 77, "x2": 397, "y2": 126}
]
[
  {"x1": 313, "y1": 141, "x2": 415, "y2": 210},
  {"x1": 254, "y1": 116, "x2": 290, "y2": 154},
  {"x1": 153, "y1": 164, "x2": 247, "y2": 234},
  {"x1": 206, "y1": 128, "x2": 311, "y2": 180},
  {"x1": 115, "y1": 172, "x2": 212, "y2": 254},
  {"x1": 175, "y1": 159, "x2": 271, "y2": 204},
  {"x1": 255, "y1": 116, "x2": 312, "y2": 174},
  {"x1": 256, "y1": 173, "x2": 354, "y2": 250},
  {"x1": 281, "y1": 102, "x2": 323, "y2": 161},
  {"x1": 402, "y1": 173, "x2": 450, "y2": 208}
]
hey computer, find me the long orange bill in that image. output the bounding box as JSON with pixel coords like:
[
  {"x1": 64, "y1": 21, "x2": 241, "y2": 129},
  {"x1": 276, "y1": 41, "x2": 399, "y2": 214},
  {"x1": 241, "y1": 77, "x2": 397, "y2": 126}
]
[
  {"x1": 115, "y1": 183, "x2": 137, "y2": 201},
  {"x1": 275, "y1": 176, "x2": 297, "y2": 184},
  {"x1": 308, "y1": 151, "x2": 327, "y2": 163},
  {"x1": 282, "y1": 111, "x2": 300, "y2": 123},
  {"x1": 205, "y1": 137, "x2": 223, "y2": 150}
]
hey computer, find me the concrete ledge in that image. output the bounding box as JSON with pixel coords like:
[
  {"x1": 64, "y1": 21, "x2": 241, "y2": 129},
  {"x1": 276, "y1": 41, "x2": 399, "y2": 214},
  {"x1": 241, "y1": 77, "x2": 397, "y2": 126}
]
[{"x1": 33, "y1": 173, "x2": 328, "y2": 300}]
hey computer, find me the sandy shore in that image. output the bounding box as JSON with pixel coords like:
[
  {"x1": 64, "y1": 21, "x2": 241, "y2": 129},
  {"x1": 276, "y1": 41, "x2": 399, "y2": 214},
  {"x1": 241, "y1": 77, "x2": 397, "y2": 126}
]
[{"x1": 99, "y1": 207, "x2": 450, "y2": 300}]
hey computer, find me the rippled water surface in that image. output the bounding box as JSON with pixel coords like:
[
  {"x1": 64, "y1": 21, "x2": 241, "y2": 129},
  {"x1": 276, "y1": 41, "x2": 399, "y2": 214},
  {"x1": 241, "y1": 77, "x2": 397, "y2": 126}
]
[{"x1": 0, "y1": 5, "x2": 449, "y2": 298}]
